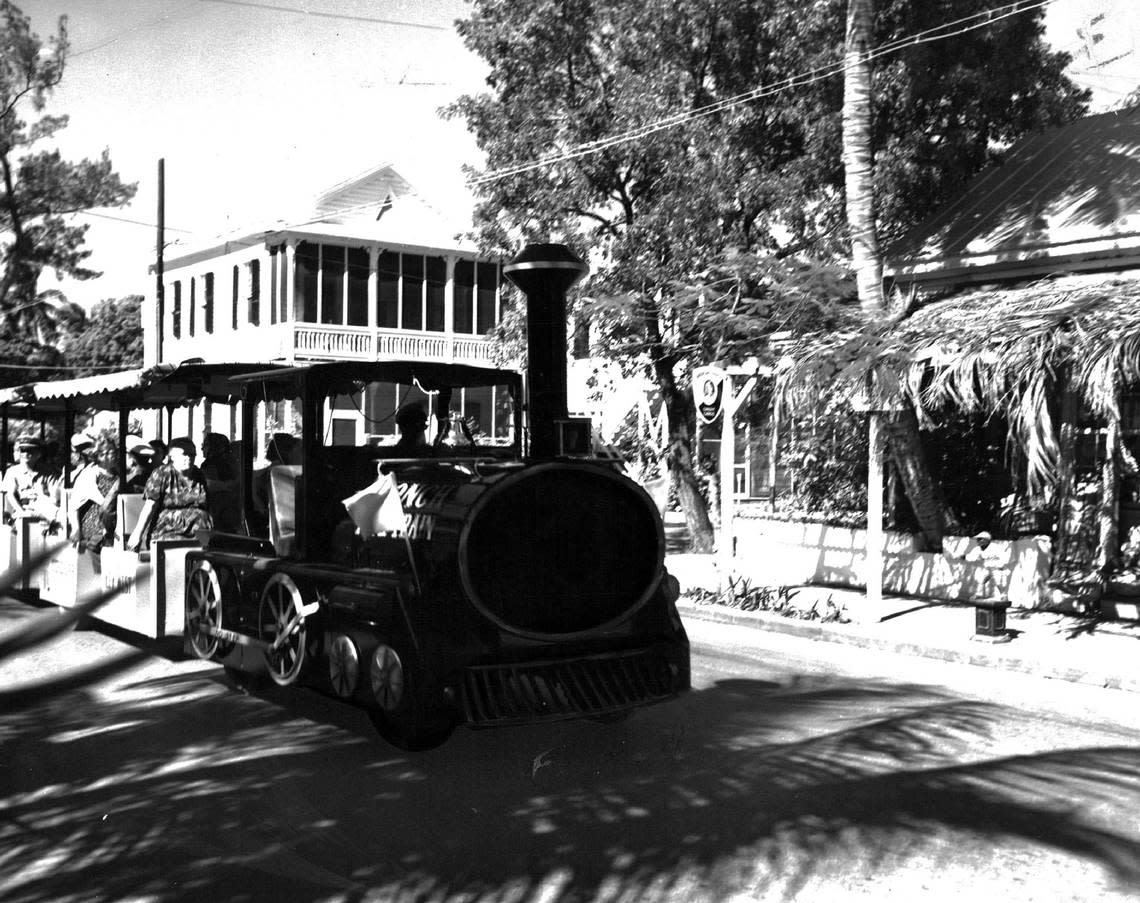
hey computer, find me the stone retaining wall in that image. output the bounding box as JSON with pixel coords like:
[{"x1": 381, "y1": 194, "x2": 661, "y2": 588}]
[{"x1": 732, "y1": 516, "x2": 1052, "y2": 608}]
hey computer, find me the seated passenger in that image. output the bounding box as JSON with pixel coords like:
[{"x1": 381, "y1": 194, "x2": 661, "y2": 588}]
[
  {"x1": 69, "y1": 429, "x2": 117, "y2": 554},
  {"x1": 252, "y1": 433, "x2": 298, "y2": 532},
  {"x1": 393, "y1": 403, "x2": 432, "y2": 456},
  {"x1": 1, "y1": 436, "x2": 61, "y2": 526},
  {"x1": 124, "y1": 435, "x2": 157, "y2": 493},
  {"x1": 202, "y1": 432, "x2": 242, "y2": 533},
  {"x1": 126, "y1": 438, "x2": 212, "y2": 553}
]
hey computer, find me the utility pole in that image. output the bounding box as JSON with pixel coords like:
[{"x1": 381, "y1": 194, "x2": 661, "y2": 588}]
[
  {"x1": 155, "y1": 158, "x2": 165, "y2": 367},
  {"x1": 155, "y1": 158, "x2": 165, "y2": 441}
]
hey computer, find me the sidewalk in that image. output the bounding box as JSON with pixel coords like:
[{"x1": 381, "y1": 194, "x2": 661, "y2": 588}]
[{"x1": 666, "y1": 540, "x2": 1140, "y2": 695}]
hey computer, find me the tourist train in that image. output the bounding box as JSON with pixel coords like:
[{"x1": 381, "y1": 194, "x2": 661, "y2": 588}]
[{"x1": 0, "y1": 244, "x2": 690, "y2": 749}]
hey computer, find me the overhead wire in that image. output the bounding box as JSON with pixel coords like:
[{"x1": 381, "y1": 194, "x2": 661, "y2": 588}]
[
  {"x1": 198, "y1": 0, "x2": 449, "y2": 31},
  {"x1": 467, "y1": 0, "x2": 1061, "y2": 187},
  {"x1": 70, "y1": 1, "x2": 203, "y2": 58},
  {"x1": 57, "y1": 1, "x2": 1068, "y2": 248}
]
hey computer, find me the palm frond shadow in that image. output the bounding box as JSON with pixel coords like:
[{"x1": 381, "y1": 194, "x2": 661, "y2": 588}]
[{"x1": 3, "y1": 654, "x2": 1140, "y2": 903}]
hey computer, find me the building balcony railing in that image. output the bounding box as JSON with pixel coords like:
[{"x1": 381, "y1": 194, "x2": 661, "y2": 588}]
[{"x1": 160, "y1": 323, "x2": 499, "y2": 367}]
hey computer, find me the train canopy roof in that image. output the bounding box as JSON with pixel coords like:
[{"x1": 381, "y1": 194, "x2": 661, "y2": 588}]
[{"x1": 0, "y1": 362, "x2": 269, "y2": 414}]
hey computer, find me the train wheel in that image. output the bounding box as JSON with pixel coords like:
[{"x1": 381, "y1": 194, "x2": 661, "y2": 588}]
[
  {"x1": 328, "y1": 634, "x2": 361, "y2": 699},
  {"x1": 366, "y1": 644, "x2": 455, "y2": 751},
  {"x1": 186, "y1": 561, "x2": 229, "y2": 660},
  {"x1": 259, "y1": 573, "x2": 313, "y2": 687}
]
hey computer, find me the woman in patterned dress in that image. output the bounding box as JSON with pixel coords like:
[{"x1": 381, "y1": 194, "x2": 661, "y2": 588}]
[
  {"x1": 68, "y1": 430, "x2": 118, "y2": 553},
  {"x1": 126, "y1": 438, "x2": 213, "y2": 553}
]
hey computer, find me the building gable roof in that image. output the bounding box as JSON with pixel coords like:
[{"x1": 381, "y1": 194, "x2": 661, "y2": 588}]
[
  {"x1": 313, "y1": 163, "x2": 417, "y2": 223},
  {"x1": 163, "y1": 163, "x2": 476, "y2": 269},
  {"x1": 887, "y1": 107, "x2": 1140, "y2": 284}
]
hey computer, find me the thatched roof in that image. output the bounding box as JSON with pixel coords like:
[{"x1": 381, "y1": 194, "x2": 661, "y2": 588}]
[{"x1": 778, "y1": 272, "x2": 1140, "y2": 493}]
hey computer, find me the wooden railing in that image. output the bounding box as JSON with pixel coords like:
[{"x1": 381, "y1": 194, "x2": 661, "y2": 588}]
[{"x1": 162, "y1": 323, "x2": 496, "y2": 366}]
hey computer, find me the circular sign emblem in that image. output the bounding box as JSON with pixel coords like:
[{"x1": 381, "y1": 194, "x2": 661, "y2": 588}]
[{"x1": 693, "y1": 366, "x2": 727, "y2": 425}]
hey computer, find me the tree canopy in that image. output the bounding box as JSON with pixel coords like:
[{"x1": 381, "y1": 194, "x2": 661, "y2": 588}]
[
  {"x1": 447, "y1": 0, "x2": 1088, "y2": 545},
  {"x1": 0, "y1": 1, "x2": 136, "y2": 318},
  {"x1": 447, "y1": 0, "x2": 1087, "y2": 272},
  {"x1": 61, "y1": 294, "x2": 144, "y2": 379}
]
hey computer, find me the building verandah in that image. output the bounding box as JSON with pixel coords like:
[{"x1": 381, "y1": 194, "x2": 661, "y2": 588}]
[{"x1": 152, "y1": 230, "x2": 504, "y2": 371}]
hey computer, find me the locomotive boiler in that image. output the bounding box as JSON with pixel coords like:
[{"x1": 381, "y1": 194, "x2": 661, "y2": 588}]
[{"x1": 184, "y1": 243, "x2": 690, "y2": 749}]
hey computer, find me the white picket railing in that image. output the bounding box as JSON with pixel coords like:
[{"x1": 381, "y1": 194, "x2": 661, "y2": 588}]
[{"x1": 162, "y1": 323, "x2": 495, "y2": 366}]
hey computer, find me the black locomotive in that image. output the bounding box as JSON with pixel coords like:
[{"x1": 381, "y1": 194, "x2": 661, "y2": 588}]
[{"x1": 184, "y1": 244, "x2": 690, "y2": 749}]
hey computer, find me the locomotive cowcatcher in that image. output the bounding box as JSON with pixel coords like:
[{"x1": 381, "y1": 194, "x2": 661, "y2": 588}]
[{"x1": 184, "y1": 244, "x2": 690, "y2": 749}]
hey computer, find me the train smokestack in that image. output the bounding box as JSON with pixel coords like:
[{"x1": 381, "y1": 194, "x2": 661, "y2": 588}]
[{"x1": 503, "y1": 243, "x2": 588, "y2": 459}]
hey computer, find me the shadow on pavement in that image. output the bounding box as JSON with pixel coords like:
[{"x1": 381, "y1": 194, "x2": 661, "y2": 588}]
[{"x1": 3, "y1": 652, "x2": 1140, "y2": 902}]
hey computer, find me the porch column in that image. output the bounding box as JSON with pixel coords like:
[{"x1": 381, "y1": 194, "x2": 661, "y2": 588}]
[
  {"x1": 864, "y1": 411, "x2": 885, "y2": 622},
  {"x1": 718, "y1": 370, "x2": 758, "y2": 591},
  {"x1": 368, "y1": 245, "x2": 379, "y2": 360},
  {"x1": 284, "y1": 239, "x2": 297, "y2": 363},
  {"x1": 444, "y1": 255, "x2": 457, "y2": 362}
]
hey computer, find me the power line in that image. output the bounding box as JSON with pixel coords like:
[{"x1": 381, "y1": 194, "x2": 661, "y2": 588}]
[
  {"x1": 198, "y1": 0, "x2": 449, "y2": 31},
  {"x1": 75, "y1": 209, "x2": 195, "y2": 234},
  {"x1": 468, "y1": 0, "x2": 1060, "y2": 187},
  {"x1": 70, "y1": 2, "x2": 203, "y2": 58}
]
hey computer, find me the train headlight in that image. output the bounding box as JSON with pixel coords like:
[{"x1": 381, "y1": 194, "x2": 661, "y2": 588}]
[{"x1": 370, "y1": 645, "x2": 405, "y2": 711}]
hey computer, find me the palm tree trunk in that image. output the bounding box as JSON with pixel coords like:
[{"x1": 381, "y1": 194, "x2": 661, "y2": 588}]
[
  {"x1": 842, "y1": 0, "x2": 955, "y2": 551},
  {"x1": 843, "y1": 0, "x2": 884, "y2": 314},
  {"x1": 883, "y1": 407, "x2": 962, "y2": 550}
]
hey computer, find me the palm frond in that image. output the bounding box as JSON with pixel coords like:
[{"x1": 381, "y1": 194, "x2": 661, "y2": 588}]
[{"x1": 779, "y1": 274, "x2": 1140, "y2": 496}]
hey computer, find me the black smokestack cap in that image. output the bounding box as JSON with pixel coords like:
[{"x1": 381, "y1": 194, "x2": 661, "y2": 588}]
[{"x1": 503, "y1": 243, "x2": 588, "y2": 459}]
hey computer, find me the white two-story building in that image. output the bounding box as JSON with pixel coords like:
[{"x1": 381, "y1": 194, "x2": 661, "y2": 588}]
[{"x1": 143, "y1": 165, "x2": 510, "y2": 449}]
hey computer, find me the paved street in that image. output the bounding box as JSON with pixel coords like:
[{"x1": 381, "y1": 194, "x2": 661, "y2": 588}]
[{"x1": 2, "y1": 600, "x2": 1140, "y2": 902}]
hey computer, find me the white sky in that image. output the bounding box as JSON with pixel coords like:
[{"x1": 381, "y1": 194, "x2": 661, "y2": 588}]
[{"x1": 12, "y1": 0, "x2": 1140, "y2": 311}]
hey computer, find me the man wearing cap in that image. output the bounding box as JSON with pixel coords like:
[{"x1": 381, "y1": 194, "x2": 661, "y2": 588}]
[
  {"x1": 1, "y1": 436, "x2": 60, "y2": 525},
  {"x1": 124, "y1": 435, "x2": 157, "y2": 493}
]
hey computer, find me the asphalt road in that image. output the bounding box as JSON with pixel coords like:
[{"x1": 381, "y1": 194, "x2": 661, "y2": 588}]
[{"x1": 2, "y1": 601, "x2": 1140, "y2": 903}]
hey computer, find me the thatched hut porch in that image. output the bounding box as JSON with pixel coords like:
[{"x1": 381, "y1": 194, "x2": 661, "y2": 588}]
[{"x1": 777, "y1": 270, "x2": 1140, "y2": 615}]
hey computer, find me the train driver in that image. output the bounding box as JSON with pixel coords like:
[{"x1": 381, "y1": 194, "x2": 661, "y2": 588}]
[{"x1": 393, "y1": 403, "x2": 432, "y2": 456}]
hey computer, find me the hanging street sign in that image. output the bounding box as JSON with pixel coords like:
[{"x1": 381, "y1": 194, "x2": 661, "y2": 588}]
[{"x1": 693, "y1": 365, "x2": 727, "y2": 425}]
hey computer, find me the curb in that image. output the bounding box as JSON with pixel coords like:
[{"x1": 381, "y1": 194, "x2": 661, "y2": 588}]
[{"x1": 677, "y1": 600, "x2": 1140, "y2": 694}]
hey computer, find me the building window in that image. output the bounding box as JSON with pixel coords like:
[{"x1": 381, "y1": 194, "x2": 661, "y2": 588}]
[
  {"x1": 248, "y1": 259, "x2": 260, "y2": 326},
  {"x1": 347, "y1": 247, "x2": 369, "y2": 327},
  {"x1": 453, "y1": 259, "x2": 474, "y2": 334},
  {"x1": 401, "y1": 254, "x2": 424, "y2": 331},
  {"x1": 203, "y1": 272, "x2": 214, "y2": 334},
  {"x1": 189, "y1": 277, "x2": 196, "y2": 337},
  {"x1": 296, "y1": 241, "x2": 319, "y2": 322},
  {"x1": 426, "y1": 256, "x2": 446, "y2": 333},
  {"x1": 477, "y1": 262, "x2": 499, "y2": 334},
  {"x1": 377, "y1": 250, "x2": 399, "y2": 328},
  {"x1": 321, "y1": 244, "x2": 345, "y2": 325},
  {"x1": 172, "y1": 280, "x2": 182, "y2": 339}
]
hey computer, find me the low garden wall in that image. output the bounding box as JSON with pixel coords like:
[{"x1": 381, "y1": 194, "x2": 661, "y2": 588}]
[{"x1": 732, "y1": 514, "x2": 1052, "y2": 608}]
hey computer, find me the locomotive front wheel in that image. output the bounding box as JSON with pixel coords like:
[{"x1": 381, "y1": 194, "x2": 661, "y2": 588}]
[
  {"x1": 366, "y1": 644, "x2": 455, "y2": 751},
  {"x1": 186, "y1": 561, "x2": 227, "y2": 660},
  {"x1": 259, "y1": 574, "x2": 312, "y2": 687}
]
